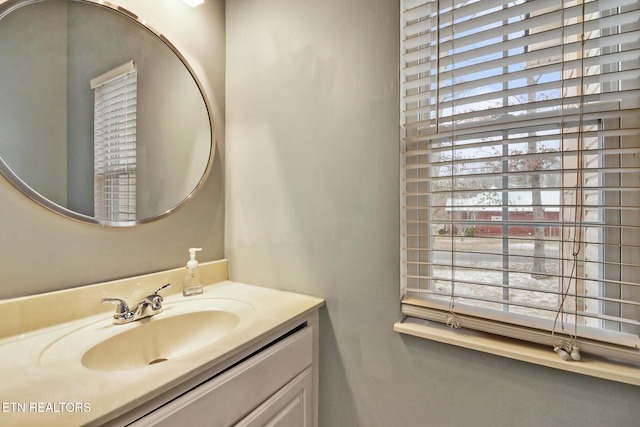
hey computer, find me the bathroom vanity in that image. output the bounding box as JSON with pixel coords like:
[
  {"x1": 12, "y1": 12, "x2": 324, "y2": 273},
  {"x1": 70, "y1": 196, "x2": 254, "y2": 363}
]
[
  {"x1": 122, "y1": 314, "x2": 316, "y2": 426},
  {"x1": 0, "y1": 260, "x2": 324, "y2": 427}
]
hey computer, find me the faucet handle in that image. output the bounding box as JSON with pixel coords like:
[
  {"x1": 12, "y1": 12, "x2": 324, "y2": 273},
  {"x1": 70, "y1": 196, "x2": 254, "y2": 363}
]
[
  {"x1": 154, "y1": 283, "x2": 171, "y2": 296},
  {"x1": 144, "y1": 284, "x2": 171, "y2": 311},
  {"x1": 102, "y1": 298, "x2": 129, "y2": 315}
]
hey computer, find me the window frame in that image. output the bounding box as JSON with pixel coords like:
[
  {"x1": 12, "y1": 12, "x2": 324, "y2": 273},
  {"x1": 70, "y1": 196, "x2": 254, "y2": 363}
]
[{"x1": 397, "y1": 0, "x2": 640, "y2": 385}]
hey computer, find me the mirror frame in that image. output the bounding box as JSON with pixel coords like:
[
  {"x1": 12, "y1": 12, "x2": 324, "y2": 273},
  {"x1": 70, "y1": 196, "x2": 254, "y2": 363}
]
[{"x1": 0, "y1": 0, "x2": 215, "y2": 227}]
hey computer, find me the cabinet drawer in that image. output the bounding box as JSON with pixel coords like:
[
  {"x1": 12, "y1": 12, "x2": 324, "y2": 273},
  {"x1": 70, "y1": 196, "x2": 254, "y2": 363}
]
[{"x1": 132, "y1": 324, "x2": 313, "y2": 427}]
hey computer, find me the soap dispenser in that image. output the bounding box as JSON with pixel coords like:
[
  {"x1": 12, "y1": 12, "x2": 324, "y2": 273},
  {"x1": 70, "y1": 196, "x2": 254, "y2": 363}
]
[{"x1": 183, "y1": 247, "x2": 203, "y2": 296}]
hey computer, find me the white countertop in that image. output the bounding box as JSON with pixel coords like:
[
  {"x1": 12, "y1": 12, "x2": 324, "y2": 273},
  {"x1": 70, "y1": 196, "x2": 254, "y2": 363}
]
[{"x1": 0, "y1": 261, "x2": 324, "y2": 426}]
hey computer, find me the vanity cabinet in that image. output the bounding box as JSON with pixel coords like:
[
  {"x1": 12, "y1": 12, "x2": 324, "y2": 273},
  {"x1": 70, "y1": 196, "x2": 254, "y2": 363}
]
[{"x1": 121, "y1": 313, "x2": 318, "y2": 427}]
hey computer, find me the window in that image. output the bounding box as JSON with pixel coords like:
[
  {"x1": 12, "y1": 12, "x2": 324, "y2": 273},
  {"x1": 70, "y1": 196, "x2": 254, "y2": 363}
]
[
  {"x1": 399, "y1": 0, "x2": 639, "y2": 366},
  {"x1": 91, "y1": 61, "x2": 137, "y2": 222}
]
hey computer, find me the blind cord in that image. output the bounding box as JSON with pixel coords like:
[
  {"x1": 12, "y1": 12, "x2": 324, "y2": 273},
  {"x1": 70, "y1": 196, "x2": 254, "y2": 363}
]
[
  {"x1": 446, "y1": 0, "x2": 460, "y2": 329},
  {"x1": 551, "y1": 0, "x2": 586, "y2": 361}
]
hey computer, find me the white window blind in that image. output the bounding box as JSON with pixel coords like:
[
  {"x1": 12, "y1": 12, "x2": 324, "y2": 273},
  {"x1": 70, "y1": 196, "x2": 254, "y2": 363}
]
[
  {"x1": 400, "y1": 0, "x2": 640, "y2": 363},
  {"x1": 91, "y1": 61, "x2": 137, "y2": 222}
]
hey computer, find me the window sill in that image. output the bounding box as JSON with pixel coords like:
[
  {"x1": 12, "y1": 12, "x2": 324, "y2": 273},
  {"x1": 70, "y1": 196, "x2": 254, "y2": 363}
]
[{"x1": 394, "y1": 317, "x2": 640, "y2": 387}]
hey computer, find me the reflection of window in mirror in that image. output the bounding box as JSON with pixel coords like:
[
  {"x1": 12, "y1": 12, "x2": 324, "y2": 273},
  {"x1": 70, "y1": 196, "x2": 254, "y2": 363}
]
[{"x1": 90, "y1": 61, "x2": 138, "y2": 221}]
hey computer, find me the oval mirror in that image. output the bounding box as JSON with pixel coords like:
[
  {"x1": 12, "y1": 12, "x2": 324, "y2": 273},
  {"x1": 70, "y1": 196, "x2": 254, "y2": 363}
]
[{"x1": 0, "y1": 0, "x2": 214, "y2": 226}]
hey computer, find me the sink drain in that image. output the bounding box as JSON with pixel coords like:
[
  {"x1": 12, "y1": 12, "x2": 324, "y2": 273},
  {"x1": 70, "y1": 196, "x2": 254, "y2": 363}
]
[{"x1": 148, "y1": 358, "x2": 168, "y2": 365}]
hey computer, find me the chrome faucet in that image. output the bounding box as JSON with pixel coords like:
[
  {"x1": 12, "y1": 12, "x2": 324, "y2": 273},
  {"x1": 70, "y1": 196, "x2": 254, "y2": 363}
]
[{"x1": 102, "y1": 284, "x2": 171, "y2": 325}]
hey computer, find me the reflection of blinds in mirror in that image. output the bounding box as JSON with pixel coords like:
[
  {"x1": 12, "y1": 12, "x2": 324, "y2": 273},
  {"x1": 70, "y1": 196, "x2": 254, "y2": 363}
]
[{"x1": 92, "y1": 61, "x2": 137, "y2": 222}]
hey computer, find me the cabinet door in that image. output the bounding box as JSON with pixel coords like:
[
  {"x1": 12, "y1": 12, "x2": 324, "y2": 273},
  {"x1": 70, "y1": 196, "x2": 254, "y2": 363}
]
[{"x1": 234, "y1": 367, "x2": 312, "y2": 427}]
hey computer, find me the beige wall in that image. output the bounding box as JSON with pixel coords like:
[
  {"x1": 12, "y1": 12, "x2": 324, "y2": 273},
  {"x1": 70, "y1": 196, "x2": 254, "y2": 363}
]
[
  {"x1": 225, "y1": 0, "x2": 640, "y2": 426},
  {"x1": 0, "y1": 0, "x2": 226, "y2": 299}
]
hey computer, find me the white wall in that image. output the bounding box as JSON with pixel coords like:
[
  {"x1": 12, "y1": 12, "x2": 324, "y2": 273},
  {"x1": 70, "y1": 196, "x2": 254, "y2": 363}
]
[
  {"x1": 225, "y1": 0, "x2": 640, "y2": 425},
  {"x1": 0, "y1": 0, "x2": 226, "y2": 299}
]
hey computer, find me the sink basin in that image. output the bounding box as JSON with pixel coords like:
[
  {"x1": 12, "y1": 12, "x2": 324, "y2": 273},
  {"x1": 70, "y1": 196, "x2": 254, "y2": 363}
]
[
  {"x1": 82, "y1": 310, "x2": 240, "y2": 370},
  {"x1": 40, "y1": 298, "x2": 255, "y2": 371}
]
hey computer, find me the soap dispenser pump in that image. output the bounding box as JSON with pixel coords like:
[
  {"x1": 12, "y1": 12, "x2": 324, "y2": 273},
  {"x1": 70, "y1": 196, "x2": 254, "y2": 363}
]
[{"x1": 183, "y1": 247, "x2": 203, "y2": 296}]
